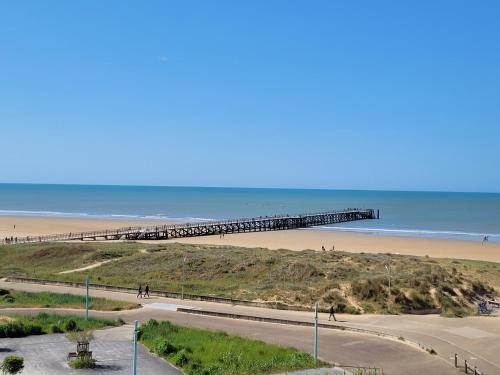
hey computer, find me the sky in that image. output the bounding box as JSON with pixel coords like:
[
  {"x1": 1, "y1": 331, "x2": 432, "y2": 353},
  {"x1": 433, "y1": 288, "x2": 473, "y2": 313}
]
[{"x1": 0, "y1": 1, "x2": 499, "y2": 192}]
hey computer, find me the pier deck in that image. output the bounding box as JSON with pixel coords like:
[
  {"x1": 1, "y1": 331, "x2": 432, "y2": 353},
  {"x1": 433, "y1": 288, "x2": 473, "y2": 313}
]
[{"x1": 1, "y1": 209, "x2": 378, "y2": 244}]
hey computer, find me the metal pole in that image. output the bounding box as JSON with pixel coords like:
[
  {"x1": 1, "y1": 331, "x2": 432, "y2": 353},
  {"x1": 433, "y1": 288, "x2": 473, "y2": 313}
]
[
  {"x1": 314, "y1": 302, "x2": 318, "y2": 361},
  {"x1": 85, "y1": 276, "x2": 89, "y2": 320},
  {"x1": 181, "y1": 255, "x2": 187, "y2": 300},
  {"x1": 133, "y1": 320, "x2": 138, "y2": 375}
]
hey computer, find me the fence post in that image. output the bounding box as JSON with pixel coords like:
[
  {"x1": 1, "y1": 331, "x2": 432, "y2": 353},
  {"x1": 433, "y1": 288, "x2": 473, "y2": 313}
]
[
  {"x1": 454, "y1": 354, "x2": 458, "y2": 367},
  {"x1": 465, "y1": 360, "x2": 468, "y2": 374}
]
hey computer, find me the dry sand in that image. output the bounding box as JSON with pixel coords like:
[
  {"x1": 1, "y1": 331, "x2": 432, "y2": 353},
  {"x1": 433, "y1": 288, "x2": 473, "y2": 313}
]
[
  {"x1": 0, "y1": 215, "x2": 177, "y2": 239},
  {"x1": 1, "y1": 215, "x2": 499, "y2": 263},
  {"x1": 174, "y1": 229, "x2": 500, "y2": 263}
]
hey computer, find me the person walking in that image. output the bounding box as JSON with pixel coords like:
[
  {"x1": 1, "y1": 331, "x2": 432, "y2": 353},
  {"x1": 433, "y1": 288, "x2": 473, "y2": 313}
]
[
  {"x1": 144, "y1": 284, "x2": 150, "y2": 298},
  {"x1": 328, "y1": 304, "x2": 337, "y2": 321},
  {"x1": 137, "y1": 285, "x2": 143, "y2": 298}
]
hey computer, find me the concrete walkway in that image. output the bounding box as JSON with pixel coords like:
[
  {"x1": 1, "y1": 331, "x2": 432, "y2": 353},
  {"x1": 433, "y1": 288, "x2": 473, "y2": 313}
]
[
  {"x1": 2, "y1": 279, "x2": 490, "y2": 374},
  {"x1": 0, "y1": 325, "x2": 183, "y2": 375}
]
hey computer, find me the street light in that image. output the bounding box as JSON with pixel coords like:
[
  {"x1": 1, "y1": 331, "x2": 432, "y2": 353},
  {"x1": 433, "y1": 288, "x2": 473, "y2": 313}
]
[
  {"x1": 181, "y1": 254, "x2": 187, "y2": 300},
  {"x1": 384, "y1": 263, "x2": 391, "y2": 312}
]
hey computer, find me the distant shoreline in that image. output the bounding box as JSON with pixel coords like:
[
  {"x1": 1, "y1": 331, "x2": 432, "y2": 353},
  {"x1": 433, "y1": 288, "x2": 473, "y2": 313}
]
[{"x1": 1, "y1": 214, "x2": 499, "y2": 263}]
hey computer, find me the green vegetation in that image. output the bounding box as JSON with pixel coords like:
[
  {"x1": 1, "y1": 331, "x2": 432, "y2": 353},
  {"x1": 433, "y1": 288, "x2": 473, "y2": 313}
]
[
  {"x1": 0, "y1": 313, "x2": 122, "y2": 338},
  {"x1": 68, "y1": 357, "x2": 96, "y2": 369},
  {"x1": 0, "y1": 289, "x2": 140, "y2": 311},
  {"x1": 1, "y1": 242, "x2": 498, "y2": 315},
  {"x1": 139, "y1": 319, "x2": 325, "y2": 375},
  {"x1": 0, "y1": 356, "x2": 24, "y2": 375}
]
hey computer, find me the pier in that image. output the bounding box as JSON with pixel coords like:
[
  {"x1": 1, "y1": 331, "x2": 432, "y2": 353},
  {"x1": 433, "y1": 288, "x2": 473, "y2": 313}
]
[{"x1": 1, "y1": 208, "x2": 378, "y2": 244}]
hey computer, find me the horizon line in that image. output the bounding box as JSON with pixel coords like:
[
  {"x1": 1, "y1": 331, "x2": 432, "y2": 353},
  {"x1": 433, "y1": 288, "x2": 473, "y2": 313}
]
[{"x1": 0, "y1": 181, "x2": 499, "y2": 195}]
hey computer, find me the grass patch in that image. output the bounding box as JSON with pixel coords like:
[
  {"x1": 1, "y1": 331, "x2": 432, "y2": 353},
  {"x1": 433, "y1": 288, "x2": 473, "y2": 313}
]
[
  {"x1": 1, "y1": 242, "x2": 498, "y2": 315},
  {"x1": 0, "y1": 313, "x2": 122, "y2": 338},
  {"x1": 139, "y1": 319, "x2": 326, "y2": 374},
  {"x1": 0, "y1": 290, "x2": 140, "y2": 311}
]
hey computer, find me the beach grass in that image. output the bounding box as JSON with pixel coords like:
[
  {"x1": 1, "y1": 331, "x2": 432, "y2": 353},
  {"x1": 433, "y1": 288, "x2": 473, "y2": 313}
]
[
  {"x1": 0, "y1": 289, "x2": 140, "y2": 311},
  {"x1": 0, "y1": 242, "x2": 498, "y2": 315},
  {"x1": 139, "y1": 319, "x2": 325, "y2": 375},
  {"x1": 0, "y1": 312, "x2": 122, "y2": 338}
]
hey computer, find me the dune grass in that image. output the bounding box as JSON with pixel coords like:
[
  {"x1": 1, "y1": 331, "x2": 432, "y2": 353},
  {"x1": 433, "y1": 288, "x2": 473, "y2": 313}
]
[
  {"x1": 0, "y1": 289, "x2": 140, "y2": 311},
  {"x1": 1, "y1": 241, "x2": 498, "y2": 315},
  {"x1": 139, "y1": 319, "x2": 325, "y2": 375},
  {"x1": 0, "y1": 312, "x2": 122, "y2": 338}
]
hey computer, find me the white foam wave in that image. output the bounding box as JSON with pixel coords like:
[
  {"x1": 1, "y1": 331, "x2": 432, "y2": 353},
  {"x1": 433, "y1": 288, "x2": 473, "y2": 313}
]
[{"x1": 311, "y1": 226, "x2": 500, "y2": 241}]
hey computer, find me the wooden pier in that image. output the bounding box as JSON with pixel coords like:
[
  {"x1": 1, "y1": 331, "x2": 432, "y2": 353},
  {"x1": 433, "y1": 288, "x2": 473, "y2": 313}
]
[{"x1": 1, "y1": 208, "x2": 378, "y2": 245}]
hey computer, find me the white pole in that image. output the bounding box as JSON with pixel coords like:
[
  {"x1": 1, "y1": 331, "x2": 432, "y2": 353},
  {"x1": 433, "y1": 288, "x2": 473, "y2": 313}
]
[
  {"x1": 85, "y1": 276, "x2": 89, "y2": 320},
  {"x1": 133, "y1": 320, "x2": 138, "y2": 375},
  {"x1": 314, "y1": 302, "x2": 318, "y2": 361}
]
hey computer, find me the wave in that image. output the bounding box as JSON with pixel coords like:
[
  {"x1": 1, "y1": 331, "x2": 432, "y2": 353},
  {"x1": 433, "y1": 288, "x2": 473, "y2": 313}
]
[
  {"x1": 0, "y1": 209, "x2": 214, "y2": 223},
  {"x1": 310, "y1": 225, "x2": 500, "y2": 242}
]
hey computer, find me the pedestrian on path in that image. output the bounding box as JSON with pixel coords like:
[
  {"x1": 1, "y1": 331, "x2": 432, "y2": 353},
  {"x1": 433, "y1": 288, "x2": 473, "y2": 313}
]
[
  {"x1": 328, "y1": 304, "x2": 337, "y2": 321},
  {"x1": 137, "y1": 285, "x2": 143, "y2": 298},
  {"x1": 144, "y1": 284, "x2": 150, "y2": 298}
]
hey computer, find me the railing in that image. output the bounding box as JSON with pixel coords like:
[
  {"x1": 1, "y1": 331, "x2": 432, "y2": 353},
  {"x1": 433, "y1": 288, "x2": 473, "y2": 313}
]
[{"x1": 454, "y1": 353, "x2": 484, "y2": 375}]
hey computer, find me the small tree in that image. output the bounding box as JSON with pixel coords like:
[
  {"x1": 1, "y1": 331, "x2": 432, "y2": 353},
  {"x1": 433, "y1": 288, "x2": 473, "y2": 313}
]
[{"x1": 1, "y1": 355, "x2": 24, "y2": 375}]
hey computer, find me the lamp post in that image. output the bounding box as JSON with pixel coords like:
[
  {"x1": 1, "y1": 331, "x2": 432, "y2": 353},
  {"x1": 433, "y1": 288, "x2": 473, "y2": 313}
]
[
  {"x1": 181, "y1": 255, "x2": 187, "y2": 300},
  {"x1": 133, "y1": 320, "x2": 138, "y2": 375},
  {"x1": 313, "y1": 302, "x2": 318, "y2": 361},
  {"x1": 85, "y1": 275, "x2": 90, "y2": 320}
]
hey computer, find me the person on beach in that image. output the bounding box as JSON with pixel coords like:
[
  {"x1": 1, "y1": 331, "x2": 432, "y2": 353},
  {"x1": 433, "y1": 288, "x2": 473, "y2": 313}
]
[
  {"x1": 144, "y1": 284, "x2": 150, "y2": 298},
  {"x1": 328, "y1": 304, "x2": 337, "y2": 321},
  {"x1": 137, "y1": 285, "x2": 143, "y2": 298},
  {"x1": 483, "y1": 235, "x2": 489, "y2": 244}
]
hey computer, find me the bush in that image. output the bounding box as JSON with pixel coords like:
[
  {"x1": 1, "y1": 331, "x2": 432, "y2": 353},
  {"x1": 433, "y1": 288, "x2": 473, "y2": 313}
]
[
  {"x1": 0, "y1": 355, "x2": 24, "y2": 374},
  {"x1": 0, "y1": 289, "x2": 9, "y2": 296},
  {"x1": 153, "y1": 338, "x2": 177, "y2": 355},
  {"x1": 0, "y1": 322, "x2": 26, "y2": 338},
  {"x1": 174, "y1": 349, "x2": 189, "y2": 366},
  {"x1": 68, "y1": 357, "x2": 96, "y2": 369},
  {"x1": 49, "y1": 324, "x2": 63, "y2": 333},
  {"x1": 64, "y1": 319, "x2": 77, "y2": 332}
]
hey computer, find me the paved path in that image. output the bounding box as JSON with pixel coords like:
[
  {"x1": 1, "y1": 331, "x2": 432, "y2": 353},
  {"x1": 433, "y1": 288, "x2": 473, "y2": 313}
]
[
  {"x1": 0, "y1": 325, "x2": 182, "y2": 375},
  {"x1": 3, "y1": 279, "x2": 495, "y2": 374}
]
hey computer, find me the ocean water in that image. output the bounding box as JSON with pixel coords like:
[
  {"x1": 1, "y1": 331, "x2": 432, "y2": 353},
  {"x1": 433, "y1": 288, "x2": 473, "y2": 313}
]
[{"x1": 0, "y1": 183, "x2": 499, "y2": 242}]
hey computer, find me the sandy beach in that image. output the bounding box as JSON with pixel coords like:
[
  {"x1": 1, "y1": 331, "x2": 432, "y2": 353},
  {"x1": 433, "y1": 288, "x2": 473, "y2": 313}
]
[
  {"x1": 0, "y1": 215, "x2": 177, "y2": 239},
  {"x1": 1, "y1": 215, "x2": 499, "y2": 263}
]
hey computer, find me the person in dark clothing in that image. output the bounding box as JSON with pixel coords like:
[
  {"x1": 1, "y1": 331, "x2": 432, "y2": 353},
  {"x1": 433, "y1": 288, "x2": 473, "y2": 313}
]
[
  {"x1": 137, "y1": 285, "x2": 143, "y2": 298},
  {"x1": 328, "y1": 305, "x2": 337, "y2": 321},
  {"x1": 144, "y1": 284, "x2": 150, "y2": 298}
]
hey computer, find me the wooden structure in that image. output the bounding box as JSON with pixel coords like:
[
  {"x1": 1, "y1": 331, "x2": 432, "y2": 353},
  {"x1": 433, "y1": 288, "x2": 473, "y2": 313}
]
[{"x1": 2, "y1": 208, "x2": 378, "y2": 244}]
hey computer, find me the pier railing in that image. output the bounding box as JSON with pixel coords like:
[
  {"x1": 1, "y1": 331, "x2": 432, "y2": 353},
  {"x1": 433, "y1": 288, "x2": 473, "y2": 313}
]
[{"x1": 1, "y1": 208, "x2": 377, "y2": 245}]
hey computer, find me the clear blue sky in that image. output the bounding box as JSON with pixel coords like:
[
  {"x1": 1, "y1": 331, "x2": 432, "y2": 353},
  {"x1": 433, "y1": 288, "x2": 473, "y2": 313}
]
[{"x1": 1, "y1": 1, "x2": 499, "y2": 192}]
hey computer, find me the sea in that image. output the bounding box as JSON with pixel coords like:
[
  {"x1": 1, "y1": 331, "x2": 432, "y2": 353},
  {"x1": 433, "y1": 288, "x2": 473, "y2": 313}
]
[{"x1": 0, "y1": 183, "x2": 499, "y2": 243}]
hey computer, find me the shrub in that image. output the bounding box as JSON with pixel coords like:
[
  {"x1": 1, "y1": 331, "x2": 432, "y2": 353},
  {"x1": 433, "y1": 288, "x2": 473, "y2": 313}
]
[
  {"x1": 64, "y1": 319, "x2": 77, "y2": 332},
  {"x1": 68, "y1": 357, "x2": 96, "y2": 369},
  {"x1": 0, "y1": 355, "x2": 24, "y2": 374},
  {"x1": 153, "y1": 338, "x2": 177, "y2": 355},
  {"x1": 49, "y1": 324, "x2": 63, "y2": 333},
  {"x1": 0, "y1": 322, "x2": 26, "y2": 338},
  {"x1": 0, "y1": 289, "x2": 9, "y2": 296},
  {"x1": 174, "y1": 349, "x2": 189, "y2": 366}
]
